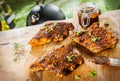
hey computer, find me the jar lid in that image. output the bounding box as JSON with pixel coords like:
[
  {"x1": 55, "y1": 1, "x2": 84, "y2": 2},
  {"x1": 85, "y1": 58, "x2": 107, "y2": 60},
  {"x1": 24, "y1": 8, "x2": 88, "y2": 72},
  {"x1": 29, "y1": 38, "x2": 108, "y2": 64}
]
[{"x1": 78, "y1": 2, "x2": 98, "y2": 14}]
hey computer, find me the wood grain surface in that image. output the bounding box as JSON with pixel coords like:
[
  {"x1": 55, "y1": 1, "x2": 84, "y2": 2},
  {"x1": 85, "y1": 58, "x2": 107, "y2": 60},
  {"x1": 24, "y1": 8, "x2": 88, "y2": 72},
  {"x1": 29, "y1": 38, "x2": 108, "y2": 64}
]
[{"x1": 0, "y1": 9, "x2": 120, "y2": 81}]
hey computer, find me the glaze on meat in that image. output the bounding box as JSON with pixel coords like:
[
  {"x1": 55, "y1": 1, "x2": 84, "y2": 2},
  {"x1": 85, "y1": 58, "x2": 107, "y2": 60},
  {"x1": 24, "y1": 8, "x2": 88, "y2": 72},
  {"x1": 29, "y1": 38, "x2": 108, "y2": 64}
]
[
  {"x1": 72, "y1": 22, "x2": 118, "y2": 53},
  {"x1": 29, "y1": 22, "x2": 74, "y2": 46},
  {"x1": 30, "y1": 46, "x2": 84, "y2": 77}
]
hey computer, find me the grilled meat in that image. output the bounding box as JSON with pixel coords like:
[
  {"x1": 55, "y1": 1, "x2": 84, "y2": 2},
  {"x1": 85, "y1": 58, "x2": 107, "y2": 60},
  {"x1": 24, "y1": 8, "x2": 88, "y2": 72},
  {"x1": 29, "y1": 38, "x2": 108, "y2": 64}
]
[
  {"x1": 72, "y1": 22, "x2": 118, "y2": 53},
  {"x1": 30, "y1": 45, "x2": 84, "y2": 77},
  {"x1": 29, "y1": 22, "x2": 74, "y2": 46}
]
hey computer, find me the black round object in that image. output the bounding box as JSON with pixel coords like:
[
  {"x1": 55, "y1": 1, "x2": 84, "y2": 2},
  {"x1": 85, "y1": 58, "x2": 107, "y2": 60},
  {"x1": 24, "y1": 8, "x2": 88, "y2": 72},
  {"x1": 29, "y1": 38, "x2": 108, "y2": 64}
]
[
  {"x1": 26, "y1": 4, "x2": 66, "y2": 26},
  {"x1": 41, "y1": 4, "x2": 66, "y2": 20},
  {"x1": 26, "y1": 5, "x2": 41, "y2": 26}
]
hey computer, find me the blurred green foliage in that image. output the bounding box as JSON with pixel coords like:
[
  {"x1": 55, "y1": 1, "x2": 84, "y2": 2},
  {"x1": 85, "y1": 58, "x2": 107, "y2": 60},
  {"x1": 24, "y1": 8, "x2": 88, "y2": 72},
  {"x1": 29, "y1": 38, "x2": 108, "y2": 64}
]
[{"x1": 4, "y1": 0, "x2": 120, "y2": 28}]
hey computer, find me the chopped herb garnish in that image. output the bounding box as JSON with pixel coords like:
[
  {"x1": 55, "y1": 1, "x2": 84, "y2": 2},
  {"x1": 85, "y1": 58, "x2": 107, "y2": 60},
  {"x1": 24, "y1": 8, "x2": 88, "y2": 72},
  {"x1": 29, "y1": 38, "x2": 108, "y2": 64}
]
[
  {"x1": 67, "y1": 56, "x2": 72, "y2": 61},
  {"x1": 88, "y1": 70, "x2": 97, "y2": 77},
  {"x1": 88, "y1": 32, "x2": 92, "y2": 37},
  {"x1": 14, "y1": 43, "x2": 24, "y2": 49},
  {"x1": 92, "y1": 37, "x2": 101, "y2": 42},
  {"x1": 13, "y1": 43, "x2": 25, "y2": 62},
  {"x1": 82, "y1": 29, "x2": 86, "y2": 32},
  {"x1": 75, "y1": 75, "x2": 81, "y2": 80},
  {"x1": 76, "y1": 31, "x2": 81, "y2": 36},
  {"x1": 49, "y1": 27, "x2": 54, "y2": 32},
  {"x1": 45, "y1": 27, "x2": 49, "y2": 31},
  {"x1": 104, "y1": 22, "x2": 109, "y2": 27},
  {"x1": 53, "y1": 22, "x2": 58, "y2": 26},
  {"x1": 92, "y1": 37, "x2": 97, "y2": 42},
  {"x1": 97, "y1": 37, "x2": 101, "y2": 40},
  {"x1": 13, "y1": 53, "x2": 20, "y2": 61},
  {"x1": 45, "y1": 27, "x2": 54, "y2": 32}
]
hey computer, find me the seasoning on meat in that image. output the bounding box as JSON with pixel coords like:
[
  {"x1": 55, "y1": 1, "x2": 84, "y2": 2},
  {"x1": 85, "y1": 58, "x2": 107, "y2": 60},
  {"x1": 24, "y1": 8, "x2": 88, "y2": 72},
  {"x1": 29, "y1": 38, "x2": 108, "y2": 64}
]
[
  {"x1": 72, "y1": 22, "x2": 118, "y2": 53},
  {"x1": 30, "y1": 45, "x2": 84, "y2": 77},
  {"x1": 29, "y1": 22, "x2": 74, "y2": 46}
]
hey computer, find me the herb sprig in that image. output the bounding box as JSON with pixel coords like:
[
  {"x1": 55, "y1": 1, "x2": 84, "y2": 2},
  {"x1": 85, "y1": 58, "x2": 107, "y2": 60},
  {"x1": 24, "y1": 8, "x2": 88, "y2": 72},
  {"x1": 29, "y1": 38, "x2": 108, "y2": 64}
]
[
  {"x1": 13, "y1": 43, "x2": 25, "y2": 61},
  {"x1": 14, "y1": 43, "x2": 24, "y2": 49}
]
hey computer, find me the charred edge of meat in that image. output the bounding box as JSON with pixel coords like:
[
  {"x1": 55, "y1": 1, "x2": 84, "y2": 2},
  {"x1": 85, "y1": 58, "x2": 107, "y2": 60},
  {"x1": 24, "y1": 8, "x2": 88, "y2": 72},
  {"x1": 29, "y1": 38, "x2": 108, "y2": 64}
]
[
  {"x1": 72, "y1": 22, "x2": 118, "y2": 53},
  {"x1": 30, "y1": 45, "x2": 84, "y2": 77},
  {"x1": 29, "y1": 22, "x2": 74, "y2": 46}
]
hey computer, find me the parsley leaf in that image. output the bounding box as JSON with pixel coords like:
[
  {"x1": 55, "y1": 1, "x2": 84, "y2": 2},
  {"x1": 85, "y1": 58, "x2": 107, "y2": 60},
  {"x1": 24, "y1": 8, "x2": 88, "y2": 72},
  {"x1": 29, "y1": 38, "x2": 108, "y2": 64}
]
[
  {"x1": 67, "y1": 56, "x2": 72, "y2": 61},
  {"x1": 97, "y1": 37, "x2": 101, "y2": 40},
  {"x1": 53, "y1": 22, "x2": 58, "y2": 26},
  {"x1": 49, "y1": 27, "x2": 54, "y2": 32},
  {"x1": 88, "y1": 32, "x2": 92, "y2": 37},
  {"x1": 82, "y1": 29, "x2": 86, "y2": 32},
  {"x1": 88, "y1": 70, "x2": 97, "y2": 77},
  {"x1": 75, "y1": 75, "x2": 81, "y2": 80},
  {"x1": 92, "y1": 37, "x2": 101, "y2": 42},
  {"x1": 92, "y1": 37, "x2": 97, "y2": 42},
  {"x1": 76, "y1": 31, "x2": 81, "y2": 36},
  {"x1": 13, "y1": 43, "x2": 25, "y2": 62},
  {"x1": 104, "y1": 22, "x2": 109, "y2": 27},
  {"x1": 45, "y1": 27, "x2": 54, "y2": 32},
  {"x1": 14, "y1": 43, "x2": 24, "y2": 49}
]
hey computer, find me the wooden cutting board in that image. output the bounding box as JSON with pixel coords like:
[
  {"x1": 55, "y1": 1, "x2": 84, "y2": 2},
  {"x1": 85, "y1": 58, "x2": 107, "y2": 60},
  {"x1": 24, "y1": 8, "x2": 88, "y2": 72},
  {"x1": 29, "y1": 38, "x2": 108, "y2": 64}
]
[{"x1": 0, "y1": 10, "x2": 120, "y2": 81}]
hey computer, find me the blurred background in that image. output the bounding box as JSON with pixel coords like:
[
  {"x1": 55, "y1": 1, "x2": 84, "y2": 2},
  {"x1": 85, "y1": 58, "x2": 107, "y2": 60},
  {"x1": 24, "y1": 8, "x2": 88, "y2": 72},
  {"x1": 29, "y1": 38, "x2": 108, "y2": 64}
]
[{"x1": 0, "y1": 0, "x2": 120, "y2": 30}]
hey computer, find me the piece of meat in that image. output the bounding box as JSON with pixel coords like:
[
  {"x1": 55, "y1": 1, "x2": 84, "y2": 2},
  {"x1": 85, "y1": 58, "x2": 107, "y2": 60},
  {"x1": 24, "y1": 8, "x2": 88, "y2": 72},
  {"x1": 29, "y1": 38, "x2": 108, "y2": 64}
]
[
  {"x1": 29, "y1": 22, "x2": 74, "y2": 46},
  {"x1": 72, "y1": 22, "x2": 118, "y2": 53},
  {"x1": 30, "y1": 45, "x2": 84, "y2": 77}
]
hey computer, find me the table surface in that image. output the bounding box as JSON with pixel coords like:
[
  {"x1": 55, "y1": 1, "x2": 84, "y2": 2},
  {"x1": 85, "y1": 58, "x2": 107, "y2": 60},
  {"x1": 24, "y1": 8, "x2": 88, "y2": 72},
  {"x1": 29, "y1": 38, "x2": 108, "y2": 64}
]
[{"x1": 0, "y1": 9, "x2": 120, "y2": 81}]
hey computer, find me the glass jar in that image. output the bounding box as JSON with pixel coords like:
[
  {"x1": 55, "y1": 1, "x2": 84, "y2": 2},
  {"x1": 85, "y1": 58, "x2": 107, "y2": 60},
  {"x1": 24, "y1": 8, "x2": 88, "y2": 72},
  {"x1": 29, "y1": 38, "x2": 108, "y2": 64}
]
[{"x1": 77, "y1": 2, "x2": 99, "y2": 28}]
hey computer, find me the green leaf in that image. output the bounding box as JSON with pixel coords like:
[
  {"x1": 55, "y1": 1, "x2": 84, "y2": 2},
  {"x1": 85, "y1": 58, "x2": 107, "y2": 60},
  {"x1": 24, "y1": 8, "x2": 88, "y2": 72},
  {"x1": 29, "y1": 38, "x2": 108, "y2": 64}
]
[
  {"x1": 97, "y1": 37, "x2": 101, "y2": 40},
  {"x1": 49, "y1": 27, "x2": 54, "y2": 32},
  {"x1": 76, "y1": 31, "x2": 81, "y2": 36},
  {"x1": 82, "y1": 29, "x2": 86, "y2": 32},
  {"x1": 14, "y1": 43, "x2": 24, "y2": 48},
  {"x1": 75, "y1": 75, "x2": 81, "y2": 80},
  {"x1": 88, "y1": 32, "x2": 92, "y2": 37},
  {"x1": 88, "y1": 70, "x2": 97, "y2": 77},
  {"x1": 92, "y1": 37, "x2": 101, "y2": 42},
  {"x1": 53, "y1": 22, "x2": 58, "y2": 26},
  {"x1": 67, "y1": 56, "x2": 72, "y2": 61},
  {"x1": 92, "y1": 70, "x2": 97, "y2": 75},
  {"x1": 92, "y1": 37, "x2": 97, "y2": 42},
  {"x1": 45, "y1": 27, "x2": 54, "y2": 32},
  {"x1": 104, "y1": 22, "x2": 109, "y2": 27}
]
